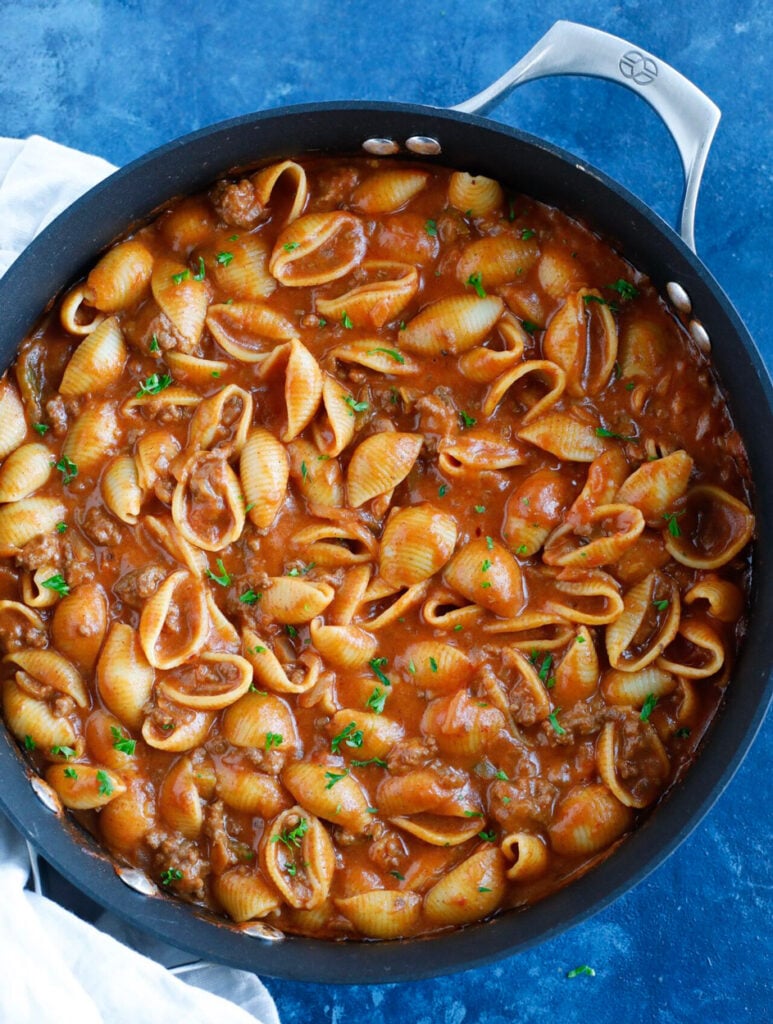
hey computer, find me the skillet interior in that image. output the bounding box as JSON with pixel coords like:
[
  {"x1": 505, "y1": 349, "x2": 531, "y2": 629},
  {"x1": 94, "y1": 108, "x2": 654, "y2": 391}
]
[{"x1": 0, "y1": 102, "x2": 771, "y2": 983}]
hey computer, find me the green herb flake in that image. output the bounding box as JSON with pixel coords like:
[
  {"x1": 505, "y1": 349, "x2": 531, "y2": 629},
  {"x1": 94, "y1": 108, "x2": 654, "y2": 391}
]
[
  {"x1": 474, "y1": 504, "x2": 486, "y2": 513},
  {"x1": 463, "y1": 810, "x2": 483, "y2": 818},
  {"x1": 583, "y1": 293, "x2": 618, "y2": 312},
  {"x1": 625, "y1": 380, "x2": 637, "y2": 391},
  {"x1": 366, "y1": 686, "x2": 387, "y2": 714},
  {"x1": 265, "y1": 732, "x2": 283, "y2": 751},
  {"x1": 24, "y1": 734, "x2": 35, "y2": 751},
  {"x1": 205, "y1": 558, "x2": 231, "y2": 587},
  {"x1": 478, "y1": 886, "x2": 492, "y2": 893},
  {"x1": 161, "y1": 866, "x2": 184, "y2": 886},
  {"x1": 465, "y1": 272, "x2": 486, "y2": 298},
  {"x1": 595, "y1": 426, "x2": 636, "y2": 442},
  {"x1": 408, "y1": 659, "x2": 416, "y2": 675},
  {"x1": 300, "y1": 460, "x2": 309, "y2": 480},
  {"x1": 485, "y1": 536, "x2": 494, "y2": 550},
  {"x1": 351, "y1": 756, "x2": 388, "y2": 768},
  {"x1": 54, "y1": 456, "x2": 78, "y2": 485},
  {"x1": 283, "y1": 241, "x2": 300, "y2": 252},
  {"x1": 481, "y1": 559, "x2": 491, "y2": 573},
  {"x1": 136, "y1": 372, "x2": 173, "y2": 398},
  {"x1": 341, "y1": 311, "x2": 354, "y2": 329},
  {"x1": 149, "y1": 335, "x2": 160, "y2": 353},
  {"x1": 480, "y1": 580, "x2": 492, "y2": 589},
  {"x1": 367, "y1": 347, "x2": 405, "y2": 364},
  {"x1": 96, "y1": 770, "x2": 114, "y2": 796},
  {"x1": 110, "y1": 726, "x2": 136, "y2": 756},
  {"x1": 270, "y1": 818, "x2": 309, "y2": 849},
  {"x1": 548, "y1": 709, "x2": 566, "y2": 736},
  {"x1": 390, "y1": 870, "x2": 405, "y2": 881},
  {"x1": 516, "y1": 543, "x2": 528, "y2": 555},
  {"x1": 171, "y1": 270, "x2": 190, "y2": 285},
  {"x1": 64, "y1": 767, "x2": 78, "y2": 779},
  {"x1": 576, "y1": 635, "x2": 586, "y2": 643},
  {"x1": 478, "y1": 830, "x2": 496, "y2": 842},
  {"x1": 331, "y1": 721, "x2": 364, "y2": 753},
  {"x1": 663, "y1": 511, "x2": 684, "y2": 538},
  {"x1": 495, "y1": 770, "x2": 509, "y2": 781},
  {"x1": 453, "y1": 624, "x2": 463, "y2": 632},
  {"x1": 567, "y1": 965, "x2": 596, "y2": 979},
  {"x1": 538, "y1": 654, "x2": 553, "y2": 683},
  {"x1": 41, "y1": 574, "x2": 69, "y2": 597},
  {"x1": 429, "y1": 656, "x2": 438, "y2": 673},
  {"x1": 285, "y1": 863, "x2": 298, "y2": 876},
  {"x1": 653, "y1": 599, "x2": 670, "y2": 612},
  {"x1": 285, "y1": 624, "x2": 299, "y2": 639},
  {"x1": 520, "y1": 228, "x2": 536, "y2": 240},
  {"x1": 458, "y1": 410, "x2": 477, "y2": 429},
  {"x1": 640, "y1": 693, "x2": 658, "y2": 722},
  {"x1": 51, "y1": 745, "x2": 76, "y2": 759},
  {"x1": 344, "y1": 395, "x2": 369, "y2": 414},
  {"x1": 425, "y1": 219, "x2": 438, "y2": 237},
  {"x1": 239, "y1": 589, "x2": 261, "y2": 605},
  {"x1": 438, "y1": 484, "x2": 448, "y2": 497},
  {"x1": 369, "y1": 657, "x2": 391, "y2": 688},
  {"x1": 216, "y1": 251, "x2": 234, "y2": 266},
  {"x1": 606, "y1": 279, "x2": 639, "y2": 301},
  {"x1": 317, "y1": 317, "x2": 327, "y2": 327},
  {"x1": 324, "y1": 769, "x2": 350, "y2": 790},
  {"x1": 675, "y1": 727, "x2": 692, "y2": 738},
  {"x1": 193, "y1": 256, "x2": 206, "y2": 281},
  {"x1": 211, "y1": 370, "x2": 221, "y2": 378},
  {"x1": 521, "y1": 320, "x2": 540, "y2": 335},
  {"x1": 253, "y1": 645, "x2": 267, "y2": 654},
  {"x1": 32, "y1": 422, "x2": 49, "y2": 435},
  {"x1": 55, "y1": 522, "x2": 68, "y2": 534}
]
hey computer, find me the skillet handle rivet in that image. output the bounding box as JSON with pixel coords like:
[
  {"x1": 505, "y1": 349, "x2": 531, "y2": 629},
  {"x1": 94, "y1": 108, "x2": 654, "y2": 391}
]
[
  {"x1": 689, "y1": 319, "x2": 711, "y2": 353},
  {"x1": 29, "y1": 775, "x2": 63, "y2": 815},
  {"x1": 666, "y1": 281, "x2": 692, "y2": 315},
  {"x1": 405, "y1": 136, "x2": 442, "y2": 155},
  {"x1": 362, "y1": 138, "x2": 400, "y2": 156},
  {"x1": 116, "y1": 866, "x2": 160, "y2": 897}
]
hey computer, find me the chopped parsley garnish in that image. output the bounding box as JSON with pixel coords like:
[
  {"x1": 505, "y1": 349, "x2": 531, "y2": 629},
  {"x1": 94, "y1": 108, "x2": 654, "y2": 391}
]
[
  {"x1": 407, "y1": 659, "x2": 416, "y2": 675},
  {"x1": 193, "y1": 256, "x2": 206, "y2": 281},
  {"x1": 285, "y1": 624, "x2": 298, "y2": 639},
  {"x1": 149, "y1": 335, "x2": 160, "y2": 352},
  {"x1": 520, "y1": 228, "x2": 536, "y2": 240},
  {"x1": 253, "y1": 645, "x2": 267, "y2": 654},
  {"x1": 351, "y1": 756, "x2": 388, "y2": 768},
  {"x1": 429, "y1": 656, "x2": 439, "y2": 672},
  {"x1": 653, "y1": 599, "x2": 670, "y2": 612},
  {"x1": 583, "y1": 293, "x2": 618, "y2": 312},
  {"x1": 300, "y1": 460, "x2": 309, "y2": 480},
  {"x1": 41, "y1": 574, "x2": 69, "y2": 597},
  {"x1": 367, "y1": 347, "x2": 405, "y2": 364},
  {"x1": 96, "y1": 770, "x2": 114, "y2": 796},
  {"x1": 390, "y1": 870, "x2": 405, "y2": 880},
  {"x1": 576, "y1": 635, "x2": 586, "y2": 643},
  {"x1": 64, "y1": 767, "x2": 78, "y2": 779},
  {"x1": 481, "y1": 559, "x2": 491, "y2": 573},
  {"x1": 369, "y1": 657, "x2": 391, "y2": 687},
  {"x1": 136, "y1": 372, "x2": 173, "y2": 398},
  {"x1": 265, "y1": 732, "x2": 283, "y2": 750},
  {"x1": 459, "y1": 410, "x2": 477, "y2": 429},
  {"x1": 480, "y1": 581, "x2": 492, "y2": 589},
  {"x1": 24, "y1": 735, "x2": 35, "y2": 751},
  {"x1": 438, "y1": 484, "x2": 448, "y2": 497},
  {"x1": 485, "y1": 536, "x2": 494, "y2": 550},
  {"x1": 537, "y1": 654, "x2": 553, "y2": 683},
  {"x1": 478, "y1": 830, "x2": 496, "y2": 842},
  {"x1": 171, "y1": 270, "x2": 190, "y2": 285},
  {"x1": 239, "y1": 589, "x2": 261, "y2": 604},
  {"x1": 425, "y1": 219, "x2": 438, "y2": 237},
  {"x1": 110, "y1": 726, "x2": 136, "y2": 756},
  {"x1": 32, "y1": 422, "x2": 49, "y2": 435},
  {"x1": 366, "y1": 686, "x2": 387, "y2": 714},
  {"x1": 161, "y1": 867, "x2": 183, "y2": 886},
  {"x1": 324, "y1": 769, "x2": 350, "y2": 789},
  {"x1": 675, "y1": 727, "x2": 692, "y2": 738},
  {"x1": 271, "y1": 818, "x2": 309, "y2": 848},
  {"x1": 474, "y1": 504, "x2": 486, "y2": 513},
  {"x1": 521, "y1": 320, "x2": 540, "y2": 335},
  {"x1": 595, "y1": 426, "x2": 636, "y2": 442},
  {"x1": 331, "y1": 721, "x2": 364, "y2": 753},
  {"x1": 605, "y1": 279, "x2": 639, "y2": 301},
  {"x1": 625, "y1": 381, "x2": 636, "y2": 391},
  {"x1": 465, "y1": 272, "x2": 486, "y2": 298},
  {"x1": 55, "y1": 522, "x2": 68, "y2": 534},
  {"x1": 216, "y1": 251, "x2": 234, "y2": 266},
  {"x1": 640, "y1": 693, "x2": 658, "y2": 722},
  {"x1": 205, "y1": 558, "x2": 231, "y2": 587},
  {"x1": 663, "y1": 511, "x2": 684, "y2": 538},
  {"x1": 548, "y1": 709, "x2": 566, "y2": 736},
  {"x1": 285, "y1": 863, "x2": 298, "y2": 876},
  {"x1": 282, "y1": 241, "x2": 300, "y2": 252},
  {"x1": 478, "y1": 886, "x2": 492, "y2": 893},
  {"x1": 317, "y1": 317, "x2": 327, "y2": 327},
  {"x1": 341, "y1": 311, "x2": 354, "y2": 329},
  {"x1": 516, "y1": 544, "x2": 528, "y2": 555},
  {"x1": 463, "y1": 810, "x2": 484, "y2": 818},
  {"x1": 54, "y1": 456, "x2": 78, "y2": 485},
  {"x1": 51, "y1": 745, "x2": 76, "y2": 759},
  {"x1": 567, "y1": 965, "x2": 596, "y2": 979},
  {"x1": 344, "y1": 395, "x2": 369, "y2": 413},
  {"x1": 494, "y1": 770, "x2": 509, "y2": 781}
]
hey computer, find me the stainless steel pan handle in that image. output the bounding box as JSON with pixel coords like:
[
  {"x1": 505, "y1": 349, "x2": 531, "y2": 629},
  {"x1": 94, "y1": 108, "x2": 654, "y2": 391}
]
[{"x1": 452, "y1": 20, "x2": 720, "y2": 253}]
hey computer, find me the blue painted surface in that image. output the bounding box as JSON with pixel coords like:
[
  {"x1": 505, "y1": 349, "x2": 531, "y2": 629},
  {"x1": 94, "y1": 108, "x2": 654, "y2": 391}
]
[{"x1": 1, "y1": 1, "x2": 771, "y2": 1020}]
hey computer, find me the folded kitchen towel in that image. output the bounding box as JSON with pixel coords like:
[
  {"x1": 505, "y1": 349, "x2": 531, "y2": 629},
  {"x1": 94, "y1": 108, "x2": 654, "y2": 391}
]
[{"x1": 0, "y1": 134, "x2": 280, "y2": 1024}]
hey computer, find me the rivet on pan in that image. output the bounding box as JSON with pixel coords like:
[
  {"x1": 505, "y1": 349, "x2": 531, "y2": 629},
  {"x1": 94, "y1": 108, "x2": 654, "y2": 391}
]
[
  {"x1": 116, "y1": 866, "x2": 159, "y2": 897},
  {"x1": 689, "y1": 319, "x2": 711, "y2": 353},
  {"x1": 666, "y1": 281, "x2": 692, "y2": 315},
  {"x1": 238, "y1": 921, "x2": 286, "y2": 942},
  {"x1": 405, "y1": 135, "x2": 442, "y2": 155},
  {"x1": 29, "y1": 775, "x2": 63, "y2": 815},
  {"x1": 362, "y1": 138, "x2": 400, "y2": 156}
]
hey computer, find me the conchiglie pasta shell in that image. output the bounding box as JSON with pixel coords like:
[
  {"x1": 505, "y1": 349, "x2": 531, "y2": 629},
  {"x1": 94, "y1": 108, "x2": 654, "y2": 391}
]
[
  {"x1": 215, "y1": 759, "x2": 290, "y2": 816},
  {"x1": 316, "y1": 261, "x2": 419, "y2": 329},
  {"x1": 262, "y1": 807, "x2": 335, "y2": 909},
  {"x1": 260, "y1": 577, "x2": 335, "y2": 624},
  {"x1": 601, "y1": 666, "x2": 676, "y2": 706},
  {"x1": 51, "y1": 583, "x2": 108, "y2": 673},
  {"x1": 424, "y1": 844, "x2": 506, "y2": 926},
  {"x1": 657, "y1": 618, "x2": 725, "y2": 679},
  {"x1": 160, "y1": 197, "x2": 217, "y2": 252},
  {"x1": 543, "y1": 289, "x2": 618, "y2": 397},
  {"x1": 684, "y1": 575, "x2": 744, "y2": 623},
  {"x1": 618, "y1": 318, "x2": 669, "y2": 379},
  {"x1": 616, "y1": 450, "x2": 694, "y2": 523},
  {"x1": 482, "y1": 358, "x2": 566, "y2": 422},
  {"x1": 549, "y1": 783, "x2": 633, "y2": 855},
  {"x1": 310, "y1": 620, "x2": 378, "y2": 670},
  {"x1": 327, "y1": 338, "x2": 421, "y2": 376},
  {"x1": 206, "y1": 301, "x2": 298, "y2": 363},
  {"x1": 21, "y1": 566, "x2": 61, "y2": 609},
  {"x1": 501, "y1": 831, "x2": 550, "y2": 882},
  {"x1": 0, "y1": 497, "x2": 65, "y2": 554},
  {"x1": 437, "y1": 432, "x2": 528, "y2": 476},
  {"x1": 310, "y1": 374, "x2": 357, "y2": 457},
  {"x1": 188, "y1": 384, "x2": 253, "y2": 457},
  {"x1": 250, "y1": 159, "x2": 308, "y2": 223},
  {"x1": 456, "y1": 234, "x2": 540, "y2": 288},
  {"x1": 288, "y1": 438, "x2": 343, "y2": 508},
  {"x1": 151, "y1": 257, "x2": 208, "y2": 348},
  {"x1": 97, "y1": 623, "x2": 155, "y2": 729},
  {"x1": 46, "y1": 763, "x2": 126, "y2": 810},
  {"x1": 596, "y1": 718, "x2": 670, "y2": 808},
  {"x1": 62, "y1": 401, "x2": 120, "y2": 475},
  {"x1": 663, "y1": 485, "x2": 754, "y2": 569},
  {"x1": 403, "y1": 641, "x2": 474, "y2": 694},
  {"x1": 159, "y1": 652, "x2": 254, "y2": 710},
  {"x1": 138, "y1": 570, "x2": 210, "y2": 669},
  {"x1": 542, "y1": 503, "x2": 645, "y2": 568},
  {"x1": 0, "y1": 381, "x2": 26, "y2": 459},
  {"x1": 443, "y1": 537, "x2": 523, "y2": 618},
  {"x1": 134, "y1": 430, "x2": 182, "y2": 501},
  {"x1": 389, "y1": 813, "x2": 483, "y2": 847},
  {"x1": 164, "y1": 350, "x2": 230, "y2": 384},
  {"x1": 122, "y1": 384, "x2": 200, "y2": 414},
  {"x1": 239, "y1": 428, "x2": 289, "y2": 531},
  {"x1": 376, "y1": 767, "x2": 477, "y2": 818},
  {"x1": 242, "y1": 631, "x2": 323, "y2": 695},
  {"x1": 221, "y1": 690, "x2": 300, "y2": 751},
  {"x1": 5, "y1": 648, "x2": 89, "y2": 708},
  {"x1": 605, "y1": 571, "x2": 680, "y2": 671},
  {"x1": 0, "y1": 601, "x2": 45, "y2": 653},
  {"x1": 99, "y1": 781, "x2": 155, "y2": 855},
  {"x1": 328, "y1": 709, "x2": 403, "y2": 760},
  {"x1": 458, "y1": 312, "x2": 527, "y2": 383},
  {"x1": 83, "y1": 709, "x2": 137, "y2": 771},
  {"x1": 379, "y1": 503, "x2": 457, "y2": 588},
  {"x1": 335, "y1": 889, "x2": 422, "y2": 939},
  {"x1": 400, "y1": 295, "x2": 504, "y2": 356},
  {"x1": 569, "y1": 448, "x2": 631, "y2": 524},
  {"x1": 347, "y1": 431, "x2": 423, "y2": 507},
  {"x1": 551, "y1": 627, "x2": 599, "y2": 705},
  {"x1": 0, "y1": 443, "x2": 52, "y2": 503},
  {"x1": 290, "y1": 521, "x2": 378, "y2": 568},
  {"x1": 209, "y1": 234, "x2": 276, "y2": 301},
  {"x1": 84, "y1": 240, "x2": 154, "y2": 312},
  {"x1": 101, "y1": 454, "x2": 143, "y2": 525},
  {"x1": 421, "y1": 690, "x2": 506, "y2": 758},
  {"x1": 448, "y1": 172, "x2": 503, "y2": 217},
  {"x1": 59, "y1": 317, "x2": 127, "y2": 397},
  {"x1": 543, "y1": 570, "x2": 624, "y2": 626},
  {"x1": 2, "y1": 678, "x2": 78, "y2": 750},
  {"x1": 141, "y1": 706, "x2": 214, "y2": 752},
  {"x1": 518, "y1": 411, "x2": 609, "y2": 462},
  {"x1": 257, "y1": 339, "x2": 323, "y2": 442},
  {"x1": 537, "y1": 246, "x2": 588, "y2": 300},
  {"x1": 59, "y1": 284, "x2": 105, "y2": 336},
  {"x1": 271, "y1": 211, "x2": 367, "y2": 287},
  {"x1": 158, "y1": 756, "x2": 204, "y2": 838},
  {"x1": 142, "y1": 514, "x2": 207, "y2": 578},
  {"x1": 171, "y1": 451, "x2": 246, "y2": 552},
  {"x1": 352, "y1": 170, "x2": 429, "y2": 213},
  {"x1": 360, "y1": 579, "x2": 430, "y2": 631},
  {"x1": 213, "y1": 867, "x2": 281, "y2": 923},
  {"x1": 282, "y1": 761, "x2": 371, "y2": 834}
]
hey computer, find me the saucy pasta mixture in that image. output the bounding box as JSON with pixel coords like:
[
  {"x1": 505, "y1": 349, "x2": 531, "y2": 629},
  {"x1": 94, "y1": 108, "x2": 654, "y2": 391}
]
[{"x1": 0, "y1": 158, "x2": 754, "y2": 939}]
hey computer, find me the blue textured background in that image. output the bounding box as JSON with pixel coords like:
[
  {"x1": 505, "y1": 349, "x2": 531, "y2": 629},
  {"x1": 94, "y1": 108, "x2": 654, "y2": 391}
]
[{"x1": 1, "y1": 1, "x2": 771, "y2": 1020}]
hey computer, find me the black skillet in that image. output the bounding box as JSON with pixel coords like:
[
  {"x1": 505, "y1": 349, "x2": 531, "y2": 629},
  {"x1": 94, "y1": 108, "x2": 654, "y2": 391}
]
[{"x1": 0, "y1": 22, "x2": 771, "y2": 983}]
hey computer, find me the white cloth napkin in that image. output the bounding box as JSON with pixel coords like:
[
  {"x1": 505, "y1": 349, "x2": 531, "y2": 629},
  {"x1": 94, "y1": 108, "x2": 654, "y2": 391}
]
[{"x1": 0, "y1": 135, "x2": 280, "y2": 1024}]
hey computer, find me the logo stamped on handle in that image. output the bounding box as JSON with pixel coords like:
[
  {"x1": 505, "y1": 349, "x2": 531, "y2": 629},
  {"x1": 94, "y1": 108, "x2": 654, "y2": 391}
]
[{"x1": 619, "y1": 50, "x2": 659, "y2": 86}]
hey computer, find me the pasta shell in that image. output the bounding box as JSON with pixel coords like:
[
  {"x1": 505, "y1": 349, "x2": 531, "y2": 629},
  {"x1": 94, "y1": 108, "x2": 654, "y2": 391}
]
[
  {"x1": 549, "y1": 783, "x2": 633, "y2": 855},
  {"x1": 327, "y1": 709, "x2": 403, "y2": 760},
  {"x1": 188, "y1": 384, "x2": 253, "y2": 457},
  {"x1": 282, "y1": 760, "x2": 371, "y2": 834},
  {"x1": 618, "y1": 318, "x2": 669, "y2": 379},
  {"x1": 402, "y1": 640, "x2": 474, "y2": 694},
  {"x1": 0, "y1": 381, "x2": 26, "y2": 459},
  {"x1": 164, "y1": 350, "x2": 230, "y2": 384},
  {"x1": 257, "y1": 339, "x2": 323, "y2": 442},
  {"x1": 552, "y1": 627, "x2": 599, "y2": 705},
  {"x1": 309, "y1": 620, "x2": 378, "y2": 670},
  {"x1": 448, "y1": 172, "x2": 503, "y2": 217},
  {"x1": 601, "y1": 666, "x2": 676, "y2": 706},
  {"x1": 684, "y1": 575, "x2": 744, "y2": 623},
  {"x1": 5, "y1": 648, "x2": 89, "y2": 708},
  {"x1": 251, "y1": 159, "x2": 308, "y2": 223},
  {"x1": 160, "y1": 197, "x2": 217, "y2": 252},
  {"x1": 335, "y1": 890, "x2": 422, "y2": 939},
  {"x1": 101, "y1": 454, "x2": 143, "y2": 525},
  {"x1": 501, "y1": 831, "x2": 550, "y2": 882},
  {"x1": 51, "y1": 583, "x2": 108, "y2": 673},
  {"x1": 421, "y1": 585, "x2": 485, "y2": 631},
  {"x1": 141, "y1": 705, "x2": 214, "y2": 751},
  {"x1": 134, "y1": 430, "x2": 181, "y2": 502},
  {"x1": 543, "y1": 569, "x2": 624, "y2": 626},
  {"x1": 421, "y1": 690, "x2": 507, "y2": 758},
  {"x1": 615, "y1": 451, "x2": 694, "y2": 523},
  {"x1": 260, "y1": 577, "x2": 335, "y2": 624},
  {"x1": 596, "y1": 717, "x2": 670, "y2": 808},
  {"x1": 158, "y1": 755, "x2": 204, "y2": 838},
  {"x1": 518, "y1": 410, "x2": 609, "y2": 462},
  {"x1": 605, "y1": 571, "x2": 680, "y2": 671},
  {"x1": 376, "y1": 767, "x2": 479, "y2": 818},
  {"x1": 389, "y1": 813, "x2": 483, "y2": 847},
  {"x1": 142, "y1": 513, "x2": 208, "y2": 577},
  {"x1": 543, "y1": 503, "x2": 645, "y2": 568},
  {"x1": 379, "y1": 503, "x2": 457, "y2": 588},
  {"x1": 97, "y1": 623, "x2": 155, "y2": 729},
  {"x1": 270, "y1": 212, "x2": 367, "y2": 287},
  {"x1": 347, "y1": 431, "x2": 423, "y2": 507},
  {"x1": 290, "y1": 520, "x2": 378, "y2": 568},
  {"x1": 62, "y1": 401, "x2": 120, "y2": 475},
  {"x1": 458, "y1": 312, "x2": 527, "y2": 383},
  {"x1": 657, "y1": 618, "x2": 725, "y2": 679},
  {"x1": 213, "y1": 867, "x2": 281, "y2": 923},
  {"x1": 0, "y1": 443, "x2": 52, "y2": 503},
  {"x1": 59, "y1": 285, "x2": 105, "y2": 335},
  {"x1": 2, "y1": 678, "x2": 78, "y2": 750},
  {"x1": 243, "y1": 632, "x2": 323, "y2": 695},
  {"x1": 99, "y1": 781, "x2": 155, "y2": 855},
  {"x1": 151, "y1": 257, "x2": 208, "y2": 349},
  {"x1": 482, "y1": 358, "x2": 566, "y2": 423},
  {"x1": 261, "y1": 807, "x2": 335, "y2": 909},
  {"x1": 568, "y1": 449, "x2": 631, "y2": 525},
  {"x1": 456, "y1": 233, "x2": 539, "y2": 288},
  {"x1": 206, "y1": 301, "x2": 298, "y2": 363},
  {"x1": 317, "y1": 261, "x2": 419, "y2": 330},
  {"x1": 0, "y1": 600, "x2": 45, "y2": 654},
  {"x1": 503, "y1": 468, "x2": 580, "y2": 556},
  {"x1": 21, "y1": 566, "x2": 61, "y2": 609},
  {"x1": 171, "y1": 451, "x2": 246, "y2": 551},
  {"x1": 59, "y1": 317, "x2": 128, "y2": 397},
  {"x1": 138, "y1": 570, "x2": 210, "y2": 669},
  {"x1": 159, "y1": 651, "x2": 254, "y2": 710},
  {"x1": 221, "y1": 690, "x2": 300, "y2": 751},
  {"x1": 359, "y1": 579, "x2": 430, "y2": 631},
  {"x1": 437, "y1": 432, "x2": 528, "y2": 476},
  {"x1": 83, "y1": 709, "x2": 138, "y2": 771},
  {"x1": 327, "y1": 338, "x2": 421, "y2": 376},
  {"x1": 543, "y1": 289, "x2": 618, "y2": 397},
  {"x1": 288, "y1": 438, "x2": 343, "y2": 508},
  {"x1": 310, "y1": 374, "x2": 357, "y2": 457},
  {"x1": 536, "y1": 246, "x2": 588, "y2": 300},
  {"x1": 239, "y1": 428, "x2": 289, "y2": 531},
  {"x1": 215, "y1": 758, "x2": 290, "y2": 816},
  {"x1": 208, "y1": 234, "x2": 276, "y2": 301},
  {"x1": 424, "y1": 844, "x2": 506, "y2": 926},
  {"x1": 352, "y1": 170, "x2": 429, "y2": 213},
  {"x1": 84, "y1": 239, "x2": 154, "y2": 312},
  {"x1": 122, "y1": 384, "x2": 200, "y2": 414},
  {"x1": 443, "y1": 537, "x2": 524, "y2": 618},
  {"x1": 663, "y1": 485, "x2": 754, "y2": 569},
  {"x1": 400, "y1": 295, "x2": 504, "y2": 356},
  {"x1": 46, "y1": 764, "x2": 126, "y2": 810}
]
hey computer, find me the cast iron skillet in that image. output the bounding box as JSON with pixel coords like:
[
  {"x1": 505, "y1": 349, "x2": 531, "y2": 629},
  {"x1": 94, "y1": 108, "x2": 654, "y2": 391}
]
[{"x1": 0, "y1": 22, "x2": 771, "y2": 984}]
